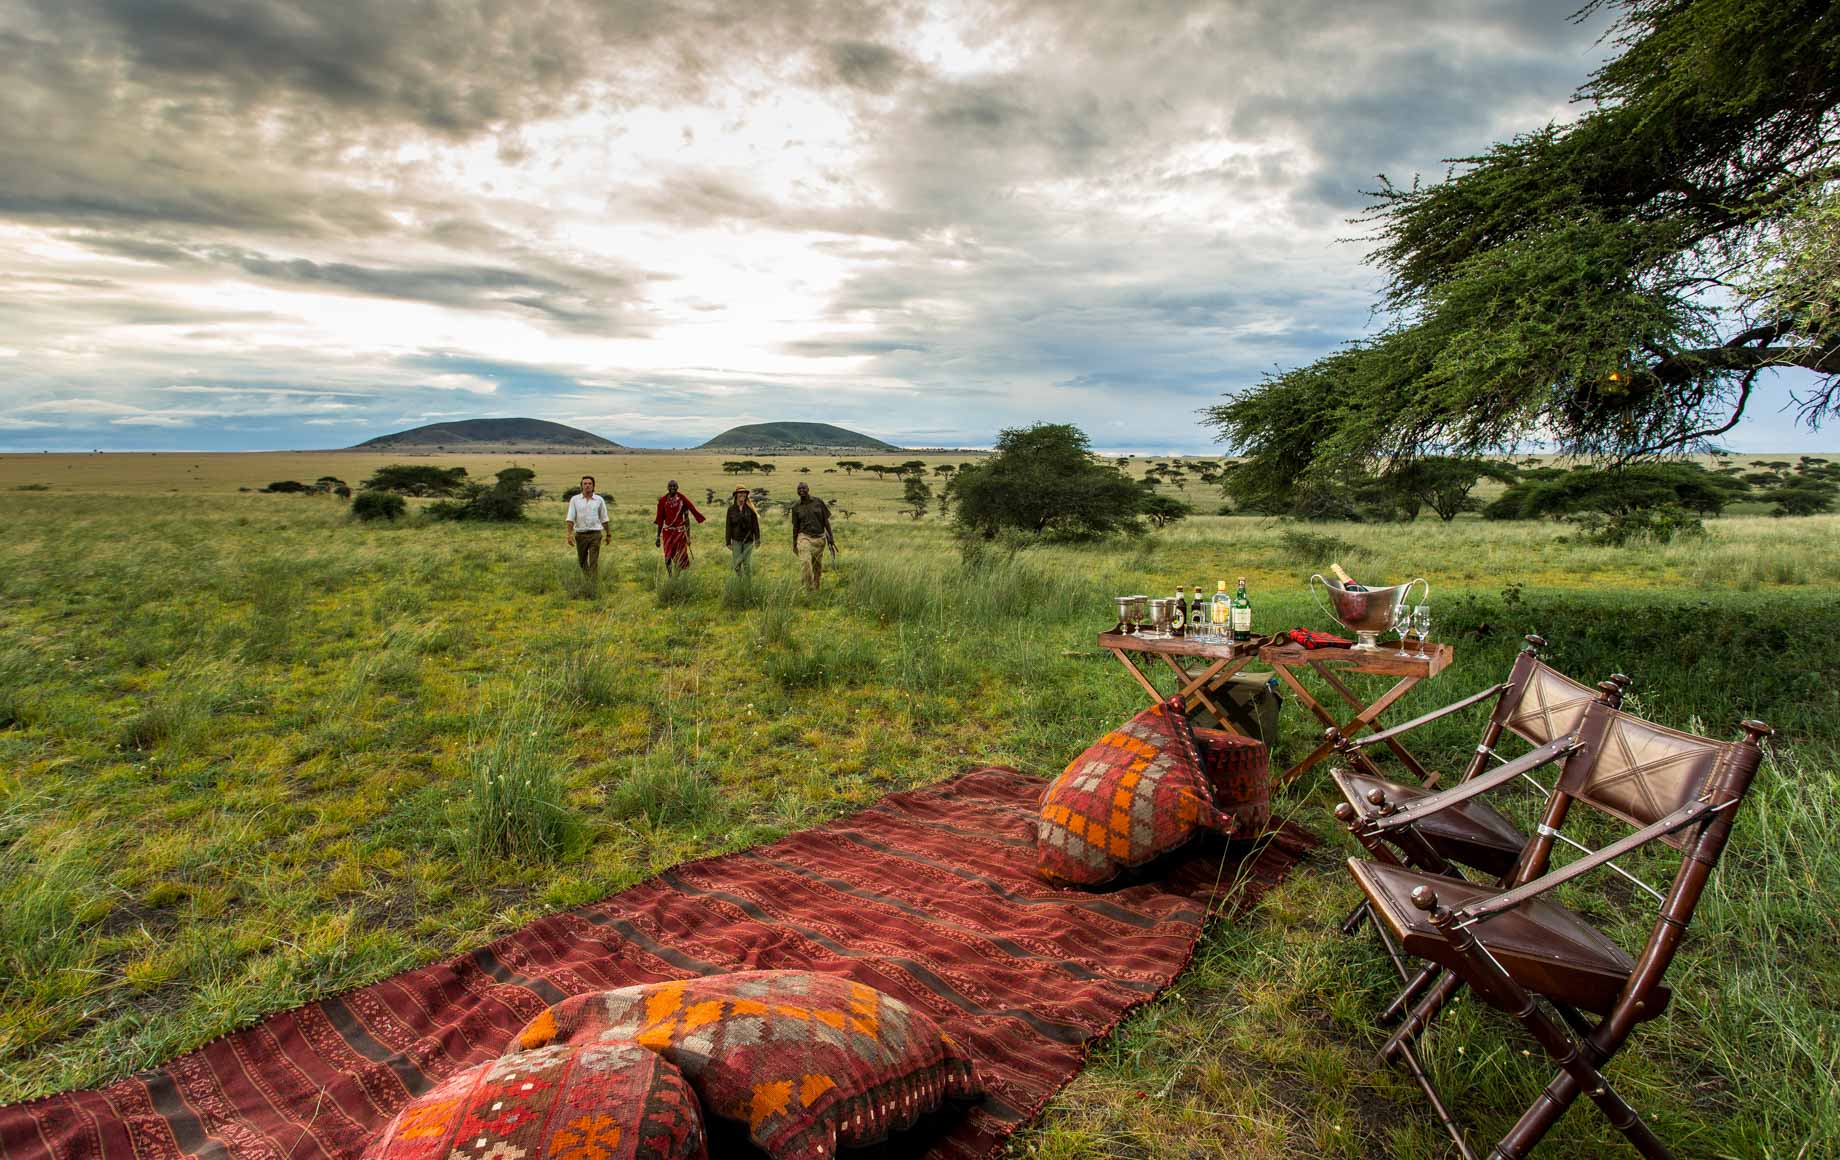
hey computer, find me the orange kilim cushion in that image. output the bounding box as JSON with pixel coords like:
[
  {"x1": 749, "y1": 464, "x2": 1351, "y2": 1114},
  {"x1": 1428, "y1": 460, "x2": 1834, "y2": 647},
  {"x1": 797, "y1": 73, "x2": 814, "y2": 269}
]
[
  {"x1": 1036, "y1": 697, "x2": 1225, "y2": 886},
  {"x1": 510, "y1": 971, "x2": 982, "y2": 1160},
  {"x1": 362, "y1": 1040, "x2": 706, "y2": 1160}
]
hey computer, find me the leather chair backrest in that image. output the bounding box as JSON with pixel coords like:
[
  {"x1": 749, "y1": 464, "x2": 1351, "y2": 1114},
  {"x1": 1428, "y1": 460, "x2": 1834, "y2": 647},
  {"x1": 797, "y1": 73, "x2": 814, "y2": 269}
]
[
  {"x1": 1558, "y1": 707, "x2": 1732, "y2": 848},
  {"x1": 1502, "y1": 659, "x2": 1599, "y2": 748}
]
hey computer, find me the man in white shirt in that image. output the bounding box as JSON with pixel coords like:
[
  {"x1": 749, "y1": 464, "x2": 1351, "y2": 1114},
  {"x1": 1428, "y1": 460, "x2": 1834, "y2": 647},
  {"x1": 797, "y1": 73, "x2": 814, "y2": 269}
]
[{"x1": 565, "y1": 475, "x2": 611, "y2": 575}]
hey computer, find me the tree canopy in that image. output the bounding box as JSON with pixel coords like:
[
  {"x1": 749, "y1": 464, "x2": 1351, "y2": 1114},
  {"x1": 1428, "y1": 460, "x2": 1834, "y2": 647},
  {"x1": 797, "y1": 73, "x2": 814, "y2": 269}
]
[
  {"x1": 949, "y1": 423, "x2": 1147, "y2": 540},
  {"x1": 1210, "y1": 0, "x2": 1840, "y2": 497}
]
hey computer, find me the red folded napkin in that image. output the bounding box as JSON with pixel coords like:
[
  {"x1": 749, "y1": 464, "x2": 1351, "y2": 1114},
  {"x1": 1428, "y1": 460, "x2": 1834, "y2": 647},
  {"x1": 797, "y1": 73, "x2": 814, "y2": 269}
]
[{"x1": 1288, "y1": 627, "x2": 1352, "y2": 649}]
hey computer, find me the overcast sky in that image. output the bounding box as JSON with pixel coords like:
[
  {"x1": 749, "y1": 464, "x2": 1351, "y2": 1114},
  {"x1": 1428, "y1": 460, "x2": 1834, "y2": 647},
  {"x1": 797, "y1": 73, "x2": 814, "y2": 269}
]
[{"x1": 0, "y1": 0, "x2": 1825, "y2": 453}]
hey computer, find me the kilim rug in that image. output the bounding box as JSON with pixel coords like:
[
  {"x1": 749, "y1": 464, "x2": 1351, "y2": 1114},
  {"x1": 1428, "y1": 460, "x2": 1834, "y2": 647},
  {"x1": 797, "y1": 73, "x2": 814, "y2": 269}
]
[{"x1": 0, "y1": 767, "x2": 1314, "y2": 1160}]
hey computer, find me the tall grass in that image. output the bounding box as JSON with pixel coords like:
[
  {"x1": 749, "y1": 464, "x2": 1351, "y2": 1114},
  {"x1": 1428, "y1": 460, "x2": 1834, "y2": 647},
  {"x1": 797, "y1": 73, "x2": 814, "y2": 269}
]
[
  {"x1": 460, "y1": 700, "x2": 577, "y2": 872},
  {"x1": 551, "y1": 646, "x2": 623, "y2": 707},
  {"x1": 606, "y1": 757, "x2": 724, "y2": 830}
]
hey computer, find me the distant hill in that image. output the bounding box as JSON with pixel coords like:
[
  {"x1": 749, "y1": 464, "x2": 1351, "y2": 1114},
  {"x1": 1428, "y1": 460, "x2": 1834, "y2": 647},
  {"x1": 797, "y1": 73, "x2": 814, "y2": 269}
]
[
  {"x1": 352, "y1": 418, "x2": 623, "y2": 452},
  {"x1": 698, "y1": 422, "x2": 900, "y2": 452}
]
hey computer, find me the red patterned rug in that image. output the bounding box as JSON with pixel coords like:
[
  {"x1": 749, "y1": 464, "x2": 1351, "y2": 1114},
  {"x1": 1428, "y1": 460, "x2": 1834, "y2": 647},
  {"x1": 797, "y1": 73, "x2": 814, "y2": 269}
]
[{"x1": 0, "y1": 767, "x2": 1313, "y2": 1160}]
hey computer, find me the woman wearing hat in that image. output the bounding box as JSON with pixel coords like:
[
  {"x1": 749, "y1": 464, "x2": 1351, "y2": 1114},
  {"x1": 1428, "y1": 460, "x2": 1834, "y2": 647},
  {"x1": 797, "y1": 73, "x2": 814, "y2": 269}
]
[{"x1": 725, "y1": 485, "x2": 761, "y2": 574}]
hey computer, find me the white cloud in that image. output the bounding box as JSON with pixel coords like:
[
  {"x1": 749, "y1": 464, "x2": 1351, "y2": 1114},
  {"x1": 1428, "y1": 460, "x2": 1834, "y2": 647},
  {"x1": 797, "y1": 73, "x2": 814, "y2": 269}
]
[{"x1": 422, "y1": 373, "x2": 499, "y2": 395}]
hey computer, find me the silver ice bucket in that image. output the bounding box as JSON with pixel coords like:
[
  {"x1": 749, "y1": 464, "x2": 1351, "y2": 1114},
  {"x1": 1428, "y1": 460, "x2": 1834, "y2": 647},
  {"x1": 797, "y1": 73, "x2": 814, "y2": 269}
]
[{"x1": 1309, "y1": 574, "x2": 1429, "y2": 651}]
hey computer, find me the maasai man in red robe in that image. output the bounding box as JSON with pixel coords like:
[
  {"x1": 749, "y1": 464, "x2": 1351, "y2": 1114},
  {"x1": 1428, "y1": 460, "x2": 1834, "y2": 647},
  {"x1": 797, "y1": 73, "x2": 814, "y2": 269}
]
[{"x1": 652, "y1": 479, "x2": 705, "y2": 573}]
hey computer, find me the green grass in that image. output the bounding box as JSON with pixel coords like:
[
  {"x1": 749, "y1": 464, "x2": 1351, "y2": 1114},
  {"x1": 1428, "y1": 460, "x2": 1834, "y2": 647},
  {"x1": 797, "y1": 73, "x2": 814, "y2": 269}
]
[{"x1": 0, "y1": 489, "x2": 1836, "y2": 1157}]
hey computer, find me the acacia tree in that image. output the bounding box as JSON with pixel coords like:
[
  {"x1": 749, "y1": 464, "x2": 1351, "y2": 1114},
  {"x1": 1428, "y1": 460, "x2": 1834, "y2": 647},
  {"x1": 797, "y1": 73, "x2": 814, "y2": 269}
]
[
  {"x1": 1387, "y1": 456, "x2": 1520, "y2": 521},
  {"x1": 949, "y1": 424, "x2": 1147, "y2": 540},
  {"x1": 1211, "y1": 0, "x2": 1840, "y2": 500}
]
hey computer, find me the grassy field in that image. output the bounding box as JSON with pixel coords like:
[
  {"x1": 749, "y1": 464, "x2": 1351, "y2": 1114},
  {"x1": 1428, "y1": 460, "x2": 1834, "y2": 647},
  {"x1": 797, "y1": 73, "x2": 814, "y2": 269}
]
[{"x1": 1, "y1": 453, "x2": 1837, "y2": 1158}]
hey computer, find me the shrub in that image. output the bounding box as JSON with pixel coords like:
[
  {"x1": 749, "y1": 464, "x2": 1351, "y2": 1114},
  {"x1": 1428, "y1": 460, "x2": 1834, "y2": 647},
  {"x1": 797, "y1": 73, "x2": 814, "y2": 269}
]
[
  {"x1": 1277, "y1": 528, "x2": 1356, "y2": 563},
  {"x1": 360, "y1": 464, "x2": 468, "y2": 496},
  {"x1": 426, "y1": 473, "x2": 531, "y2": 522},
  {"x1": 1569, "y1": 504, "x2": 1707, "y2": 546},
  {"x1": 261, "y1": 480, "x2": 312, "y2": 494},
  {"x1": 351, "y1": 491, "x2": 406, "y2": 521}
]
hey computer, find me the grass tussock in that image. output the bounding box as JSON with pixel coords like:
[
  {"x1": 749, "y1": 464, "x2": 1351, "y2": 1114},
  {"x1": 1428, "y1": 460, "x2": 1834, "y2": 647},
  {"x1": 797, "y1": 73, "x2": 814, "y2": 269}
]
[
  {"x1": 606, "y1": 758, "x2": 725, "y2": 831},
  {"x1": 460, "y1": 701, "x2": 578, "y2": 872}
]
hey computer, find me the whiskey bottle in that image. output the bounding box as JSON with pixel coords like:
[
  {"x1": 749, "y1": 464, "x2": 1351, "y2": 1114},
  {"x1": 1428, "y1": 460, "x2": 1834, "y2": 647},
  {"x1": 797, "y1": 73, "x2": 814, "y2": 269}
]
[{"x1": 1232, "y1": 577, "x2": 1253, "y2": 642}]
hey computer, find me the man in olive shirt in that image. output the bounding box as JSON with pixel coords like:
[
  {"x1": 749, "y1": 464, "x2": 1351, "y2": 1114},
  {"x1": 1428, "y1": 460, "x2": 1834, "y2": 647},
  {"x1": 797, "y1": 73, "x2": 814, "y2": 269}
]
[{"x1": 788, "y1": 482, "x2": 834, "y2": 590}]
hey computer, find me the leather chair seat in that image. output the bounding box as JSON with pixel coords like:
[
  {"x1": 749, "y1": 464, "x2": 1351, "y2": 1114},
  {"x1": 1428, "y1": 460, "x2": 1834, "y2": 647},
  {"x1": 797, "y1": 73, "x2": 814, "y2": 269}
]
[
  {"x1": 1347, "y1": 860, "x2": 1669, "y2": 1020},
  {"x1": 1334, "y1": 770, "x2": 1527, "y2": 878}
]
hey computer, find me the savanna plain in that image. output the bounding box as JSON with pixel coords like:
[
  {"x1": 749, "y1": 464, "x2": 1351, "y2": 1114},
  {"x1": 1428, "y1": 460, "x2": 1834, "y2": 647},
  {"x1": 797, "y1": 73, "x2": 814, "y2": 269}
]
[{"x1": 1, "y1": 452, "x2": 1837, "y2": 1159}]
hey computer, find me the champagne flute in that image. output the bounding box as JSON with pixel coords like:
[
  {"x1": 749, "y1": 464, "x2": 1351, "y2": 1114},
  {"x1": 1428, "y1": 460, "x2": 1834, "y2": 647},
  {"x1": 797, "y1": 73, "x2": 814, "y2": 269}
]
[
  {"x1": 1393, "y1": 600, "x2": 1413, "y2": 656},
  {"x1": 1411, "y1": 604, "x2": 1433, "y2": 654}
]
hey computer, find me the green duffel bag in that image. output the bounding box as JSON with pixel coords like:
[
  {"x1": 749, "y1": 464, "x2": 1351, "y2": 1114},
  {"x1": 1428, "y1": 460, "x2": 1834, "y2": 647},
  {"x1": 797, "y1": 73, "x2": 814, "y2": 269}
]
[{"x1": 1184, "y1": 670, "x2": 1284, "y2": 746}]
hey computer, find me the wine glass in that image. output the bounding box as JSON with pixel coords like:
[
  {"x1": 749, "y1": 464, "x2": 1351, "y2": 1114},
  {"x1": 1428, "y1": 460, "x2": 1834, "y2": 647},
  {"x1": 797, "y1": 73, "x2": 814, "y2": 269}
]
[
  {"x1": 1411, "y1": 604, "x2": 1433, "y2": 654},
  {"x1": 1392, "y1": 600, "x2": 1413, "y2": 656}
]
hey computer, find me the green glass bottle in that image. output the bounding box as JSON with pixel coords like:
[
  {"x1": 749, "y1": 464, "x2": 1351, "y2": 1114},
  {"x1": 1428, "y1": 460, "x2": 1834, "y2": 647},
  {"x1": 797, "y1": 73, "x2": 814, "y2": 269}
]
[{"x1": 1232, "y1": 577, "x2": 1252, "y2": 642}]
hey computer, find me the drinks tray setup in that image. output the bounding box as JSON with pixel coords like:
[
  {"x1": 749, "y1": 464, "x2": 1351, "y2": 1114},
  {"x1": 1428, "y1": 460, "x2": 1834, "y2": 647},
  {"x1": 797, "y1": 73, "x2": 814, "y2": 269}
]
[{"x1": 1100, "y1": 565, "x2": 1454, "y2": 786}]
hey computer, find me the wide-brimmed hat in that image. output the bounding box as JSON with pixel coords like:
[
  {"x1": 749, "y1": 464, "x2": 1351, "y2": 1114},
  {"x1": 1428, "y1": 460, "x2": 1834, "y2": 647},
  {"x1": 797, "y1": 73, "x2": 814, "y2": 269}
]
[{"x1": 733, "y1": 485, "x2": 750, "y2": 494}]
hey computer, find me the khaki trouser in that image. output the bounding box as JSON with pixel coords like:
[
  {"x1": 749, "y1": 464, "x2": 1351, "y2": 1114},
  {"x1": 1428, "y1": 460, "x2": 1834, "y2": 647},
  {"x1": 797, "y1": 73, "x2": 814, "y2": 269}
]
[
  {"x1": 574, "y1": 529, "x2": 602, "y2": 574},
  {"x1": 796, "y1": 532, "x2": 826, "y2": 589},
  {"x1": 729, "y1": 539, "x2": 755, "y2": 574}
]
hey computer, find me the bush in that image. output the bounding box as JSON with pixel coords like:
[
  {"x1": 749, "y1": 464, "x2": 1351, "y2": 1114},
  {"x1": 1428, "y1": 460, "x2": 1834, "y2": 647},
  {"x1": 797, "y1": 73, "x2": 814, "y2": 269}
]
[
  {"x1": 425, "y1": 479, "x2": 529, "y2": 522},
  {"x1": 360, "y1": 464, "x2": 469, "y2": 496},
  {"x1": 1277, "y1": 528, "x2": 1356, "y2": 563},
  {"x1": 1484, "y1": 462, "x2": 1749, "y2": 521},
  {"x1": 351, "y1": 491, "x2": 406, "y2": 521},
  {"x1": 1569, "y1": 504, "x2": 1706, "y2": 545},
  {"x1": 261, "y1": 480, "x2": 312, "y2": 494}
]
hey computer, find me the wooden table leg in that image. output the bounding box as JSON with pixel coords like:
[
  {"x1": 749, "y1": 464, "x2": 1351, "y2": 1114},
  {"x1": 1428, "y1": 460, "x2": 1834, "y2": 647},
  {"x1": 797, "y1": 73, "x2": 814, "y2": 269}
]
[
  {"x1": 1310, "y1": 662, "x2": 1435, "y2": 784},
  {"x1": 1272, "y1": 664, "x2": 1425, "y2": 789},
  {"x1": 1108, "y1": 648, "x2": 1165, "y2": 703},
  {"x1": 1158, "y1": 653, "x2": 1255, "y2": 736}
]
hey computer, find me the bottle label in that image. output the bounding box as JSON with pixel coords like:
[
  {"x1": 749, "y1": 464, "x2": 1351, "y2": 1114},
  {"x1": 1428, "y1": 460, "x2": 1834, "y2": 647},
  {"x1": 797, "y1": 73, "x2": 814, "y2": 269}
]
[
  {"x1": 1212, "y1": 604, "x2": 1229, "y2": 625},
  {"x1": 1232, "y1": 607, "x2": 1252, "y2": 632}
]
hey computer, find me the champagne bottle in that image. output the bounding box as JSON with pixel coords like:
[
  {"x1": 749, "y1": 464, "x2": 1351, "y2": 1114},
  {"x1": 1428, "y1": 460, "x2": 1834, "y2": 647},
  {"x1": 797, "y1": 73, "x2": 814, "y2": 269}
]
[
  {"x1": 1171, "y1": 586, "x2": 1187, "y2": 634},
  {"x1": 1330, "y1": 562, "x2": 1366, "y2": 592},
  {"x1": 1232, "y1": 577, "x2": 1253, "y2": 642}
]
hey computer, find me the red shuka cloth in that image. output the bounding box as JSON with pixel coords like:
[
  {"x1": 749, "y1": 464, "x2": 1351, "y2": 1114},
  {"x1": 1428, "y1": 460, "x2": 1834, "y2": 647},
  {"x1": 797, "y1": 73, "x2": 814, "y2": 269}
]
[
  {"x1": 653, "y1": 492, "x2": 704, "y2": 567},
  {"x1": 0, "y1": 768, "x2": 1312, "y2": 1160}
]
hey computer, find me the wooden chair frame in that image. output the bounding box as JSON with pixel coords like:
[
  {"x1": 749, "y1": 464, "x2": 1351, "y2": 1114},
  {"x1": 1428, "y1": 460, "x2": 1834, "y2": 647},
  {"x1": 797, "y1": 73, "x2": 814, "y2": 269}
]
[
  {"x1": 1328, "y1": 636, "x2": 1626, "y2": 979},
  {"x1": 1339, "y1": 701, "x2": 1772, "y2": 1159}
]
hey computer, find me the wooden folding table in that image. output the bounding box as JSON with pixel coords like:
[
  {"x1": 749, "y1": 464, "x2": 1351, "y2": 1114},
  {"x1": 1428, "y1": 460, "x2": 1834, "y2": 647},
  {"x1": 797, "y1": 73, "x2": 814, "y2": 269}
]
[
  {"x1": 1258, "y1": 641, "x2": 1455, "y2": 788},
  {"x1": 1097, "y1": 629, "x2": 1265, "y2": 735}
]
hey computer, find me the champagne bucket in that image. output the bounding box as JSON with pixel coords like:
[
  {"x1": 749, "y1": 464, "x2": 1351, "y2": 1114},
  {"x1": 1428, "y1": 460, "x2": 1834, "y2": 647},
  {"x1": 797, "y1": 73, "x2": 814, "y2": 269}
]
[{"x1": 1309, "y1": 575, "x2": 1429, "y2": 651}]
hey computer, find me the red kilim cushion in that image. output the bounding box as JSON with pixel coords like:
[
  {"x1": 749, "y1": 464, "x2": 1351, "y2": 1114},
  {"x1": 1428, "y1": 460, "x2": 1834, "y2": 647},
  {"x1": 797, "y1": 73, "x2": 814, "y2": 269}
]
[
  {"x1": 510, "y1": 971, "x2": 982, "y2": 1160},
  {"x1": 1035, "y1": 697, "x2": 1224, "y2": 886},
  {"x1": 1193, "y1": 727, "x2": 1272, "y2": 839},
  {"x1": 362, "y1": 1040, "x2": 706, "y2": 1160}
]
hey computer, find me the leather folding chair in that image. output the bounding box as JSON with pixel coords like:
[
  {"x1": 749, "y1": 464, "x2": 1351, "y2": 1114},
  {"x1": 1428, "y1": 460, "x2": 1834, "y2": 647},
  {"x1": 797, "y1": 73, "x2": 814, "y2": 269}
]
[
  {"x1": 1327, "y1": 636, "x2": 1627, "y2": 1014},
  {"x1": 1340, "y1": 701, "x2": 1772, "y2": 1159},
  {"x1": 1330, "y1": 635, "x2": 1628, "y2": 884}
]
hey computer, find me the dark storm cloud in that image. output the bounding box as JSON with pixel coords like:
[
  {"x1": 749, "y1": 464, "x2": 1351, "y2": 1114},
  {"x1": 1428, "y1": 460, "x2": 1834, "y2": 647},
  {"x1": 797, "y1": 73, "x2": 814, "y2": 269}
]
[
  {"x1": 1, "y1": 0, "x2": 1653, "y2": 451},
  {"x1": 73, "y1": 233, "x2": 658, "y2": 331}
]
